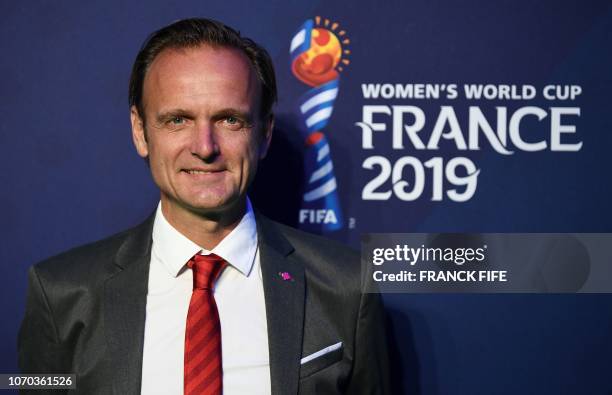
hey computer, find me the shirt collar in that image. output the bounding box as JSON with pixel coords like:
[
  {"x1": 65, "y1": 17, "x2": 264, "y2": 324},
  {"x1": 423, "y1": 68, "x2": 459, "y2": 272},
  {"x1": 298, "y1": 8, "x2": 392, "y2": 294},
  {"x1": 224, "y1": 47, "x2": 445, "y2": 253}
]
[{"x1": 151, "y1": 199, "x2": 258, "y2": 278}]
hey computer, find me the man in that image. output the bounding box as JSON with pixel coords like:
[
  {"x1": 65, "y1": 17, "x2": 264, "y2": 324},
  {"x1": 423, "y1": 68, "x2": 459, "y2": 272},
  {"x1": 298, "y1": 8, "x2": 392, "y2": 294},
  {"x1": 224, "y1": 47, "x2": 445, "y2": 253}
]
[{"x1": 18, "y1": 18, "x2": 390, "y2": 394}]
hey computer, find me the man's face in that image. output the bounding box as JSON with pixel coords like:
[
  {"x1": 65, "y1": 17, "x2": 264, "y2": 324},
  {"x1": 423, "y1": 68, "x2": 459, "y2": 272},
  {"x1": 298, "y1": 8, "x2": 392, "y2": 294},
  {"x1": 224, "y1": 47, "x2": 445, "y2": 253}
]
[{"x1": 131, "y1": 45, "x2": 272, "y2": 217}]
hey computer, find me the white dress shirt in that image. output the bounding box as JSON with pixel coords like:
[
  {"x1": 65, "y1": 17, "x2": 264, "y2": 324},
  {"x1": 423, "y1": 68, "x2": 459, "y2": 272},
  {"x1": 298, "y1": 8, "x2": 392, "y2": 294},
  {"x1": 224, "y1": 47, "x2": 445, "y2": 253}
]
[{"x1": 141, "y1": 200, "x2": 271, "y2": 394}]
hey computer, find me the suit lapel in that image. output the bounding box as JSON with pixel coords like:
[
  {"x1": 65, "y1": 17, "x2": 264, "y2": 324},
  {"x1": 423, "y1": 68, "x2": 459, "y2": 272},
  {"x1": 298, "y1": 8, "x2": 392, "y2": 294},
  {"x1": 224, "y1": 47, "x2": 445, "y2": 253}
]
[
  {"x1": 256, "y1": 214, "x2": 305, "y2": 395},
  {"x1": 102, "y1": 211, "x2": 305, "y2": 394},
  {"x1": 104, "y1": 214, "x2": 155, "y2": 395}
]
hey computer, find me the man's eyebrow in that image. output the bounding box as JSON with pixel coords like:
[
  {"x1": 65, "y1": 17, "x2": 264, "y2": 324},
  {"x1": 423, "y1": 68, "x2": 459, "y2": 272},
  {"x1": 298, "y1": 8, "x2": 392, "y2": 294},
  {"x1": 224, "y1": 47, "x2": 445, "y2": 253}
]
[
  {"x1": 212, "y1": 108, "x2": 253, "y2": 120},
  {"x1": 155, "y1": 109, "x2": 193, "y2": 122}
]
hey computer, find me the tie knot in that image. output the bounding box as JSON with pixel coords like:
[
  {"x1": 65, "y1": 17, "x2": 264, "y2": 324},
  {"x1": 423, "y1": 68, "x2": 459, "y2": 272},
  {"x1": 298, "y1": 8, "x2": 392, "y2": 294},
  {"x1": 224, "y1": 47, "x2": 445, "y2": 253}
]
[{"x1": 187, "y1": 253, "x2": 227, "y2": 290}]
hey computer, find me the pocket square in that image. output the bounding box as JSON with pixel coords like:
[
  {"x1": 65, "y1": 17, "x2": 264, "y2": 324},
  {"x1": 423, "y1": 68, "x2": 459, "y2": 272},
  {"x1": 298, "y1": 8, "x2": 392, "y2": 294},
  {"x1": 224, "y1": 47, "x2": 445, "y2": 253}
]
[{"x1": 300, "y1": 341, "x2": 343, "y2": 365}]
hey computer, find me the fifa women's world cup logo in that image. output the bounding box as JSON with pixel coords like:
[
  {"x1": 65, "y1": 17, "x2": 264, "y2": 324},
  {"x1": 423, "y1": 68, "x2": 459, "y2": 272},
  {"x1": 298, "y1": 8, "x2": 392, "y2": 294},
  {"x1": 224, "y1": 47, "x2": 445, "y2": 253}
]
[{"x1": 290, "y1": 17, "x2": 350, "y2": 233}]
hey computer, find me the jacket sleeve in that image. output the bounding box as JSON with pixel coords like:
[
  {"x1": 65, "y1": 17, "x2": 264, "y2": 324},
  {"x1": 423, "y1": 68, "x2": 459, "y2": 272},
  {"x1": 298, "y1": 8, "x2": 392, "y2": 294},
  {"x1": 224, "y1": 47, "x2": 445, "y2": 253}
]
[
  {"x1": 346, "y1": 290, "x2": 391, "y2": 394},
  {"x1": 18, "y1": 265, "x2": 70, "y2": 375}
]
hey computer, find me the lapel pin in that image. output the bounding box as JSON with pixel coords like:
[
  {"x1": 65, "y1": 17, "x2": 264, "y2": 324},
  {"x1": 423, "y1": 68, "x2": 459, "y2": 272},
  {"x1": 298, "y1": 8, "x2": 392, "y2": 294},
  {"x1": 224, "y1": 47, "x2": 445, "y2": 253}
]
[{"x1": 279, "y1": 271, "x2": 294, "y2": 281}]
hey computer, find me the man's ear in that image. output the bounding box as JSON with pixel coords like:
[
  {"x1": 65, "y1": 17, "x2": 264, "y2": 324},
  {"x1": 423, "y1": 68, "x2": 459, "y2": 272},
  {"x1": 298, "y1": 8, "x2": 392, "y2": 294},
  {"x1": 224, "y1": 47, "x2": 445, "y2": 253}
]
[
  {"x1": 259, "y1": 114, "x2": 274, "y2": 159},
  {"x1": 131, "y1": 106, "x2": 149, "y2": 158}
]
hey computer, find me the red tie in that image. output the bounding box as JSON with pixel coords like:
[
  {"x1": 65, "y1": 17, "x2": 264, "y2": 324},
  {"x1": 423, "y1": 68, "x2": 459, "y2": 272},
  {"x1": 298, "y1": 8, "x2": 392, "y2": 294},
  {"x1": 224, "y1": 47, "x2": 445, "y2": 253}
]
[{"x1": 184, "y1": 253, "x2": 227, "y2": 395}]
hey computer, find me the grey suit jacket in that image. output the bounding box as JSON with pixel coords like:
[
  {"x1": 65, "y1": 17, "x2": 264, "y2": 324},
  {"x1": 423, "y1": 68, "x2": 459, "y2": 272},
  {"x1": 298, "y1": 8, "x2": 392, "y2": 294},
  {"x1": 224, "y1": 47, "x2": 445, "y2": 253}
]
[{"x1": 18, "y1": 212, "x2": 390, "y2": 394}]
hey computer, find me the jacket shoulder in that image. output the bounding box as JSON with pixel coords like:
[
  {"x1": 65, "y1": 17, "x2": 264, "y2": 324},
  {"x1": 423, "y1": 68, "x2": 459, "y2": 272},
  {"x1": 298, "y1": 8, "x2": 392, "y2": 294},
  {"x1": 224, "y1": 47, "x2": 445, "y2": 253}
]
[
  {"x1": 275, "y1": 221, "x2": 359, "y2": 261},
  {"x1": 33, "y1": 218, "x2": 151, "y2": 285}
]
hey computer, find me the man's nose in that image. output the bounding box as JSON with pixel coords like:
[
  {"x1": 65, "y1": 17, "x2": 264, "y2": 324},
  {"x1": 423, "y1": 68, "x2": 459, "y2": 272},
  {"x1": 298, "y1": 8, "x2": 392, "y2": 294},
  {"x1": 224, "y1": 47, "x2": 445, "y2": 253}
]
[{"x1": 190, "y1": 121, "x2": 219, "y2": 160}]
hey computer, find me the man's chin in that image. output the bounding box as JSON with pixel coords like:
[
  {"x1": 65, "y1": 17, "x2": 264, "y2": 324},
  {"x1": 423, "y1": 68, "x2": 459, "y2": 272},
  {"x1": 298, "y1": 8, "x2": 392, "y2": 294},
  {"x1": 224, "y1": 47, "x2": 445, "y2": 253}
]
[
  {"x1": 160, "y1": 189, "x2": 247, "y2": 220},
  {"x1": 182, "y1": 196, "x2": 246, "y2": 218}
]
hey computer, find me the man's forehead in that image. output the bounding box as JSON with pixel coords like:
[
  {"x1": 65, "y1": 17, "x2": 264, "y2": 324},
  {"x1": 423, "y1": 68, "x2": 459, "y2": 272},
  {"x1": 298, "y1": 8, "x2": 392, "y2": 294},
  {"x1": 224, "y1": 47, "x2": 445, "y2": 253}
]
[
  {"x1": 141, "y1": 44, "x2": 261, "y2": 112},
  {"x1": 152, "y1": 44, "x2": 251, "y2": 72}
]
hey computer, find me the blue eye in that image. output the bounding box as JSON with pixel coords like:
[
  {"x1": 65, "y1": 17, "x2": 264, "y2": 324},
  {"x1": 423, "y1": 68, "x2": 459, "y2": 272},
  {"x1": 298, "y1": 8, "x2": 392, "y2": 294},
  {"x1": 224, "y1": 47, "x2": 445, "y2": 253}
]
[
  {"x1": 222, "y1": 116, "x2": 247, "y2": 130},
  {"x1": 170, "y1": 116, "x2": 184, "y2": 125}
]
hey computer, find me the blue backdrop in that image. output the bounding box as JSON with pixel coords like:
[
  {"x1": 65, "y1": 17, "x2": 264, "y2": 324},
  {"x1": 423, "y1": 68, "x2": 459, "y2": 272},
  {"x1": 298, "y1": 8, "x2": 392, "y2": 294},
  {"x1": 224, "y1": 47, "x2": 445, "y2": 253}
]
[{"x1": 2, "y1": 1, "x2": 612, "y2": 393}]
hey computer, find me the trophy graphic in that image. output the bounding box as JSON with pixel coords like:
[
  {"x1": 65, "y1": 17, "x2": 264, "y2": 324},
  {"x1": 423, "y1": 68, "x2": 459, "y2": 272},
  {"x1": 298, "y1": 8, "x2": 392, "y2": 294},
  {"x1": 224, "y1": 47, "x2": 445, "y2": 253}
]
[{"x1": 290, "y1": 17, "x2": 350, "y2": 233}]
